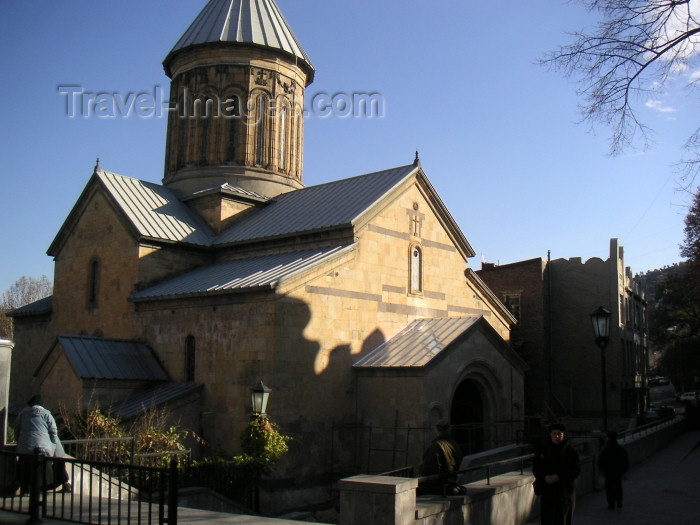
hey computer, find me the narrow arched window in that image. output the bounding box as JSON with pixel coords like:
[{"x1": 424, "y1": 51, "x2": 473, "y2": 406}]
[
  {"x1": 88, "y1": 258, "x2": 100, "y2": 307},
  {"x1": 410, "y1": 245, "x2": 423, "y2": 294},
  {"x1": 199, "y1": 107, "x2": 210, "y2": 166},
  {"x1": 255, "y1": 94, "x2": 268, "y2": 166},
  {"x1": 185, "y1": 335, "x2": 196, "y2": 382},
  {"x1": 279, "y1": 103, "x2": 287, "y2": 170},
  {"x1": 225, "y1": 94, "x2": 240, "y2": 162},
  {"x1": 176, "y1": 95, "x2": 187, "y2": 168}
]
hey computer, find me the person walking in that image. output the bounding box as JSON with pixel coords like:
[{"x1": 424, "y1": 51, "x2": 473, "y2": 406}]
[
  {"x1": 532, "y1": 423, "x2": 581, "y2": 525},
  {"x1": 418, "y1": 419, "x2": 464, "y2": 495},
  {"x1": 598, "y1": 430, "x2": 629, "y2": 509},
  {"x1": 14, "y1": 395, "x2": 71, "y2": 493}
]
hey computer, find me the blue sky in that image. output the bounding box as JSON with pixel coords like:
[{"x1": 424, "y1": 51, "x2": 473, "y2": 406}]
[{"x1": 0, "y1": 0, "x2": 696, "y2": 294}]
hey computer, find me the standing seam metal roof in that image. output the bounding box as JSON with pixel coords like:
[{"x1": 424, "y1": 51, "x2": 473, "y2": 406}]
[
  {"x1": 169, "y1": 0, "x2": 314, "y2": 71},
  {"x1": 53, "y1": 336, "x2": 169, "y2": 381},
  {"x1": 112, "y1": 383, "x2": 203, "y2": 419},
  {"x1": 97, "y1": 170, "x2": 214, "y2": 247},
  {"x1": 353, "y1": 317, "x2": 482, "y2": 368},
  {"x1": 129, "y1": 244, "x2": 354, "y2": 301},
  {"x1": 6, "y1": 296, "x2": 53, "y2": 317},
  {"x1": 214, "y1": 164, "x2": 417, "y2": 246}
]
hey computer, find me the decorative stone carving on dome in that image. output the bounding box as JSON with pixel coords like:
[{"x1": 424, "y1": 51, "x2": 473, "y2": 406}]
[{"x1": 255, "y1": 69, "x2": 269, "y2": 87}]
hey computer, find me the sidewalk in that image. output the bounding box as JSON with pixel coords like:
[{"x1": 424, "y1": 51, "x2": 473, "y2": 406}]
[{"x1": 527, "y1": 428, "x2": 700, "y2": 525}]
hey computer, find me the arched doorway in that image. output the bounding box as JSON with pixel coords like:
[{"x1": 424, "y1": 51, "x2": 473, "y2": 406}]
[{"x1": 450, "y1": 379, "x2": 485, "y2": 455}]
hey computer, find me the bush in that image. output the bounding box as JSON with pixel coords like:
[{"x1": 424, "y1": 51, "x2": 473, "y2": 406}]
[{"x1": 234, "y1": 414, "x2": 290, "y2": 476}]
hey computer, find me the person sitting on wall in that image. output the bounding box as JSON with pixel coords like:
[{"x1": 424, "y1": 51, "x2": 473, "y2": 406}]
[
  {"x1": 418, "y1": 419, "x2": 464, "y2": 495},
  {"x1": 14, "y1": 395, "x2": 71, "y2": 494}
]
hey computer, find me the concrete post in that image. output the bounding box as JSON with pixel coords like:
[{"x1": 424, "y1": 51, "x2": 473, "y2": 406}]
[
  {"x1": 339, "y1": 475, "x2": 418, "y2": 525},
  {"x1": 0, "y1": 340, "x2": 13, "y2": 446}
]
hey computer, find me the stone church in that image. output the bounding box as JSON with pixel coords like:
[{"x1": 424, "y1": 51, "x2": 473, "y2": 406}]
[{"x1": 8, "y1": 0, "x2": 525, "y2": 509}]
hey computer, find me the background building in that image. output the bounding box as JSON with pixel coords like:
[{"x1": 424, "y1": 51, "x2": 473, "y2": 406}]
[{"x1": 478, "y1": 238, "x2": 649, "y2": 430}]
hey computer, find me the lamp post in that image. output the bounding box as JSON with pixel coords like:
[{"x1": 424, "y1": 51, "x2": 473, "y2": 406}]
[
  {"x1": 251, "y1": 380, "x2": 271, "y2": 416},
  {"x1": 590, "y1": 306, "x2": 611, "y2": 431}
]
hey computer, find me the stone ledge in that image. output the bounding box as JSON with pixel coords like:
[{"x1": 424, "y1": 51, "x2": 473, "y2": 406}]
[
  {"x1": 338, "y1": 475, "x2": 418, "y2": 494},
  {"x1": 415, "y1": 471, "x2": 534, "y2": 520}
]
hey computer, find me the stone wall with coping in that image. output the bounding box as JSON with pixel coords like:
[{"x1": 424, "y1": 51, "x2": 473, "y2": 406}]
[{"x1": 339, "y1": 418, "x2": 686, "y2": 525}]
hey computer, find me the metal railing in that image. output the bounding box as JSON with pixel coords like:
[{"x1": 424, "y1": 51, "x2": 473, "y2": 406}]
[
  {"x1": 0, "y1": 449, "x2": 178, "y2": 525},
  {"x1": 380, "y1": 453, "x2": 534, "y2": 497},
  {"x1": 62, "y1": 437, "x2": 136, "y2": 465}
]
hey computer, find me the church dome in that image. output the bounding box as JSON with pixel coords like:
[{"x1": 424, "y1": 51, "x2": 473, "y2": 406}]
[
  {"x1": 161, "y1": 0, "x2": 314, "y2": 198},
  {"x1": 164, "y1": 0, "x2": 314, "y2": 82}
]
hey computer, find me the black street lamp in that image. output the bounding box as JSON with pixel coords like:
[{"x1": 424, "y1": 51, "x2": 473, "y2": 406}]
[
  {"x1": 251, "y1": 380, "x2": 272, "y2": 415},
  {"x1": 590, "y1": 306, "x2": 611, "y2": 430}
]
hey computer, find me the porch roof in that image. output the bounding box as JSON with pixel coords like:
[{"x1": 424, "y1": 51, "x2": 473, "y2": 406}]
[{"x1": 353, "y1": 316, "x2": 481, "y2": 368}]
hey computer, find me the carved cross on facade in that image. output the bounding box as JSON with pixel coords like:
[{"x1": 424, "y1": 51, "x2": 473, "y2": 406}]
[
  {"x1": 411, "y1": 214, "x2": 422, "y2": 237},
  {"x1": 255, "y1": 69, "x2": 268, "y2": 86}
]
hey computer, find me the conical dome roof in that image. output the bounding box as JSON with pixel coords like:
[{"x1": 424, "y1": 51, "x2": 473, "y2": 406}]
[{"x1": 166, "y1": 0, "x2": 314, "y2": 79}]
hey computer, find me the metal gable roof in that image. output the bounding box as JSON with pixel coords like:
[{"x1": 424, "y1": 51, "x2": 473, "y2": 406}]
[
  {"x1": 353, "y1": 317, "x2": 482, "y2": 368},
  {"x1": 214, "y1": 164, "x2": 417, "y2": 246},
  {"x1": 6, "y1": 295, "x2": 53, "y2": 318},
  {"x1": 112, "y1": 382, "x2": 203, "y2": 419},
  {"x1": 54, "y1": 336, "x2": 169, "y2": 381},
  {"x1": 129, "y1": 244, "x2": 354, "y2": 301},
  {"x1": 96, "y1": 170, "x2": 214, "y2": 247},
  {"x1": 169, "y1": 0, "x2": 314, "y2": 73}
]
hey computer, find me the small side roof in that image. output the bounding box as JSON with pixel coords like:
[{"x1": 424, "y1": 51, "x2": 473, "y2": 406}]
[
  {"x1": 129, "y1": 244, "x2": 354, "y2": 302},
  {"x1": 37, "y1": 336, "x2": 169, "y2": 381},
  {"x1": 355, "y1": 316, "x2": 528, "y2": 373},
  {"x1": 6, "y1": 296, "x2": 53, "y2": 318},
  {"x1": 354, "y1": 317, "x2": 482, "y2": 368},
  {"x1": 112, "y1": 382, "x2": 203, "y2": 419},
  {"x1": 48, "y1": 169, "x2": 215, "y2": 257}
]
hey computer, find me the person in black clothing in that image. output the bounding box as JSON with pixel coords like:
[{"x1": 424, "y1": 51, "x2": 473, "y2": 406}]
[
  {"x1": 418, "y1": 420, "x2": 464, "y2": 495},
  {"x1": 598, "y1": 430, "x2": 629, "y2": 509},
  {"x1": 532, "y1": 423, "x2": 581, "y2": 525}
]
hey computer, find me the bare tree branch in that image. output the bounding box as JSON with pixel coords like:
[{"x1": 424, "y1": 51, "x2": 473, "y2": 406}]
[{"x1": 541, "y1": 0, "x2": 700, "y2": 171}]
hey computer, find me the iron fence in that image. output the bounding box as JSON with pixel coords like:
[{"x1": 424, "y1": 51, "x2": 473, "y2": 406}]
[
  {"x1": 62, "y1": 437, "x2": 135, "y2": 465},
  {"x1": 0, "y1": 449, "x2": 178, "y2": 525}
]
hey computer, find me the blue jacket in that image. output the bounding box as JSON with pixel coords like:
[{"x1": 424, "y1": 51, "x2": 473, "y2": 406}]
[{"x1": 14, "y1": 404, "x2": 59, "y2": 456}]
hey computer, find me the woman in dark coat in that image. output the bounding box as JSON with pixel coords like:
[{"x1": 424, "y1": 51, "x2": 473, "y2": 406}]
[
  {"x1": 532, "y1": 423, "x2": 581, "y2": 525},
  {"x1": 598, "y1": 430, "x2": 629, "y2": 509}
]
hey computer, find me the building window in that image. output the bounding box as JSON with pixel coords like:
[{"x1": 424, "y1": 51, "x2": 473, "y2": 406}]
[
  {"x1": 185, "y1": 335, "x2": 196, "y2": 382},
  {"x1": 503, "y1": 293, "x2": 521, "y2": 321},
  {"x1": 255, "y1": 94, "x2": 269, "y2": 166},
  {"x1": 410, "y1": 244, "x2": 423, "y2": 294},
  {"x1": 279, "y1": 101, "x2": 287, "y2": 170},
  {"x1": 87, "y1": 258, "x2": 100, "y2": 307},
  {"x1": 225, "y1": 93, "x2": 240, "y2": 162}
]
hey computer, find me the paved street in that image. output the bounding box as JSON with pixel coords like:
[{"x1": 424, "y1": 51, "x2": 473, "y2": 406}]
[{"x1": 527, "y1": 428, "x2": 700, "y2": 525}]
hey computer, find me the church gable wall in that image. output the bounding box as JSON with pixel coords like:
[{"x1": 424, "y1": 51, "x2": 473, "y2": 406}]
[
  {"x1": 51, "y1": 189, "x2": 140, "y2": 339},
  {"x1": 287, "y1": 182, "x2": 506, "y2": 374}
]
